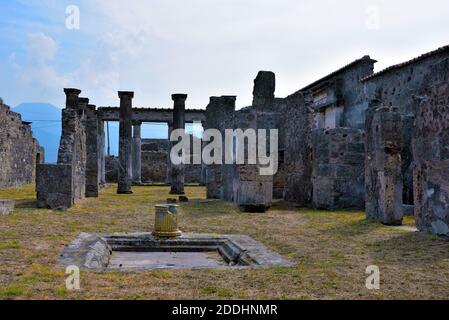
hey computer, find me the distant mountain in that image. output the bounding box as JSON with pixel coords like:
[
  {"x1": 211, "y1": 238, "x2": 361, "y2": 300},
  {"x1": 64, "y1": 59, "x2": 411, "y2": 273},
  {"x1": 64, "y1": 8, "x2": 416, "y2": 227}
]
[{"x1": 14, "y1": 103, "x2": 62, "y2": 163}]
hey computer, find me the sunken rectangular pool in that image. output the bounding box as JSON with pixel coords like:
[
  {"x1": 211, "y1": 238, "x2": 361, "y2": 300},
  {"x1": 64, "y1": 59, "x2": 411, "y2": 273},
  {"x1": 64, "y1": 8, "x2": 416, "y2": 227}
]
[{"x1": 60, "y1": 233, "x2": 294, "y2": 271}]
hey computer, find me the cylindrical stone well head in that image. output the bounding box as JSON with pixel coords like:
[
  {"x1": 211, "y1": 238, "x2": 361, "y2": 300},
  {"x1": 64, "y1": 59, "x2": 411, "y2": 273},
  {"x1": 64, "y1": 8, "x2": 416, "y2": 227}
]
[{"x1": 153, "y1": 204, "x2": 182, "y2": 238}]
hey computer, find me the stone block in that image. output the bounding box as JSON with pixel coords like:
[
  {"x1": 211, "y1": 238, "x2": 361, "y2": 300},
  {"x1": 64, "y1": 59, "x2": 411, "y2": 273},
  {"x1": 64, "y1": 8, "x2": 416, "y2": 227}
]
[{"x1": 36, "y1": 164, "x2": 73, "y2": 210}]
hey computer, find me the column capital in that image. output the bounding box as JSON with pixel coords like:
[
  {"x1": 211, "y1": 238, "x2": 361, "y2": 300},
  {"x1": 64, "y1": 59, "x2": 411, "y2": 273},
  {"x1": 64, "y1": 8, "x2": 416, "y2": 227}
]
[
  {"x1": 64, "y1": 88, "x2": 82, "y2": 95},
  {"x1": 172, "y1": 93, "x2": 188, "y2": 101},
  {"x1": 118, "y1": 91, "x2": 135, "y2": 99},
  {"x1": 132, "y1": 120, "x2": 142, "y2": 126}
]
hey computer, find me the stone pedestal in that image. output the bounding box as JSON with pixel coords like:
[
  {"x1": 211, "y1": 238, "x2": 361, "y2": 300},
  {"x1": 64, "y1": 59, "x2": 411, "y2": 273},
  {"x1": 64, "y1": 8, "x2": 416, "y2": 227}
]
[
  {"x1": 170, "y1": 94, "x2": 187, "y2": 195},
  {"x1": 117, "y1": 91, "x2": 134, "y2": 194},
  {"x1": 132, "y1": 122, "x2": 142, "y2": 185},
  {"x1": 153, "y1": 204, "x2": 182, "y2": 238}
]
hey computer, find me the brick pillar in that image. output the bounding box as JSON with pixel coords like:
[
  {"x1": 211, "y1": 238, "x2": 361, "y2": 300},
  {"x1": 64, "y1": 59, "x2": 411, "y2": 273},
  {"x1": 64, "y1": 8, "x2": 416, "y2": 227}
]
[
  {"x1": 117, "y1": 91, "x2": 134, "y2": 194},
  {"x1": 64, "y1": 88, "x2": 82, "y2": 109},
  {"x1": 132, "y1": 121, "x2": 142, "y2": 185},
  {"x1": 170, "y1": 94, "x2": 187, "y2": 195}
]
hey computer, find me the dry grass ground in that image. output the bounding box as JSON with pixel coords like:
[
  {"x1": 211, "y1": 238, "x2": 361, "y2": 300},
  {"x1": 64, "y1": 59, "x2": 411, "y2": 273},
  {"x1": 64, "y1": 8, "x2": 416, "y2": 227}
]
[{"x1": 0, "y1": 184, "x2": 449, "y2": 300}]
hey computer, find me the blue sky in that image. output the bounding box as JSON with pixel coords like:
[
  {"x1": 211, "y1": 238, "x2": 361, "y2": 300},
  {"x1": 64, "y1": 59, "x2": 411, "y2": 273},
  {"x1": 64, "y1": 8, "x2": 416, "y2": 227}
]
[{"x1": 1, "y1": 0, "x2": 449, "y2": 111}]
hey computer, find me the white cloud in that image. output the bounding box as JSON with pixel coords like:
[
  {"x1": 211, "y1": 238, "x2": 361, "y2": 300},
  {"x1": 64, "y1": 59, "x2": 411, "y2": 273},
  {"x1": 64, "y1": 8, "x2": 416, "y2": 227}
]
[
  {"x1": 26, "y1": 32, "x2": 58, "y2": 63},
  {"x1": 3, "y1": 0, "x2": 449, "y2": 109}
]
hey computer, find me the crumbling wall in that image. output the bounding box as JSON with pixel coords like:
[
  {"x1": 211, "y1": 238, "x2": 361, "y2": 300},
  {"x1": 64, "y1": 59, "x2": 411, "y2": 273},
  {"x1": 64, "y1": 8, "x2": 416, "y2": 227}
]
[
  {"x1": 413, "y1": 58, "x2": 449, "y2": 235},
  {"x1": 312, "y1": 128, "x2": 365, "y2": 210},
  {"x1": 365, "y1": 106, "x2": 403, "y2": 225},
  {"x1": 37, "y1": 89, "x2": 88, "y2": 209},
  {"x1": 0, "y1": 101, "x2": 43, "y2": 189}
]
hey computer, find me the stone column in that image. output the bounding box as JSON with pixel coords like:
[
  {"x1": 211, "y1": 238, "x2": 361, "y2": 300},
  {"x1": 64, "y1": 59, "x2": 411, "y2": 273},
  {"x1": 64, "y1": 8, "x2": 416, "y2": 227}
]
[
  {"x1": 64, "y1": 88, "x2": 82, "y2": 109},
  {"x1": 117, "y1": 91, "x2": 134, "y2": 194},
  {"x1": 170, "y1": 94, "x2": 187, "y2": 195},
  {"x1": 98, "y1": 118, "x2": 106, "y2": 186},
  {"x1": 132, "y1": 121, "x2": 142, "y2": 185},
  {"x1": 85, "y1": 104, "x2": 100, "y2": 197}
]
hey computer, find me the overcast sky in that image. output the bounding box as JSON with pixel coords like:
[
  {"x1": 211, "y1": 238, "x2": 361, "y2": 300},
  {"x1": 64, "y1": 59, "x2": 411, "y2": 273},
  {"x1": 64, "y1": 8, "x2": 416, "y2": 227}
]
[{"x1": 1, "y1": 0, "x2": 449, "y2": 109}]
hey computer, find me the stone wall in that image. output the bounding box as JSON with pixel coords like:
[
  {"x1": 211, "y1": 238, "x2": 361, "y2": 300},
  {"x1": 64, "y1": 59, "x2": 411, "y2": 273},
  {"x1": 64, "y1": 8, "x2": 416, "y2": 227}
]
[
  {"x1": 105, "y1": 139, "x2": 202, "y2": 184},
  {"x1": 413, "y1": 58, "x2": 449, "y2": 235},
  {"x1": 362, "y1": 46, "x2": 449, "y2": 205},
  {"x1": 365, "y1": 105, "x2": 403, "y2": 225},
  {"x1": 140, "y1": 139, "x2": 168, "y2": 183},
  {"x1": 297, "y1": 55, "x2": 376, "y2": 130},
  {"x1": 0, "y1": 100, "x2": 43, "y2": 189},
  {"x1": 105, "y1": 156, "x2": 119, "y2": 183},
  {"x1": 312, "y1": 128, "x2": 365, "y2": 210}
]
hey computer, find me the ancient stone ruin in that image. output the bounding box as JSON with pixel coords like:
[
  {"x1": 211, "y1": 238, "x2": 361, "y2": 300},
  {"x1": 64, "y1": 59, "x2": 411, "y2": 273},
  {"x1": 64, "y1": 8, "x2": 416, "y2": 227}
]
[{"x1": 1, "y1": 45, "x2": 449, "y2": 238}]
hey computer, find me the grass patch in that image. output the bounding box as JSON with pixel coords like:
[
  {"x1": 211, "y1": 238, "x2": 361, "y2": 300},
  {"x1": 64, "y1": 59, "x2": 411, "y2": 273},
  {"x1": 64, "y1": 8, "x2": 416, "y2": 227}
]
[
  {"x1": 0, "y1": 183, "x2": 448, "y2": 300},
  {"x1": 0, "y1": 285, "x2": 27, "y2": 299},
  {"x1": 0, "y1": 240, "x2": 22, "y2": 250}
]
